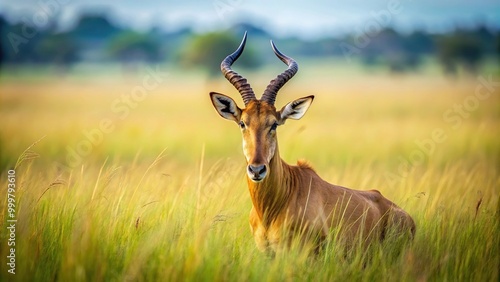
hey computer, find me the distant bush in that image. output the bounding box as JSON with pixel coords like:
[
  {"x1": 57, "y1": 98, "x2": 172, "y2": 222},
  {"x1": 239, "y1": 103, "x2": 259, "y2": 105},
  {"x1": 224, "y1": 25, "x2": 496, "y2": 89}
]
[
  {"x1": 436, "y1": 30, "x2": 489, "y2": 75},
  {"x1": 179, "y1": 31, "x2": 261, "y2": 77},
  {"x1": 107, "y1": 31, "x2": 163, "y2": 64}
]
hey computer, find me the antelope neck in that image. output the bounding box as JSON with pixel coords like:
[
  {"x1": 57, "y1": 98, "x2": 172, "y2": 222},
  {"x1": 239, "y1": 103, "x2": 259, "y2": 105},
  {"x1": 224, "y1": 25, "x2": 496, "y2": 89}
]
[{"x1": 247, "y1": 145, "x2": 295, "y2": 228}]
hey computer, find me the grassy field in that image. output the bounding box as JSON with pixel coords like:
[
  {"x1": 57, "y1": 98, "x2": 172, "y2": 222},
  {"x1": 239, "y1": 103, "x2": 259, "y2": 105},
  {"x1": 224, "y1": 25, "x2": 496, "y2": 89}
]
[{"x1": 0, "y1": 65, "x2": 499, "y2": 281}]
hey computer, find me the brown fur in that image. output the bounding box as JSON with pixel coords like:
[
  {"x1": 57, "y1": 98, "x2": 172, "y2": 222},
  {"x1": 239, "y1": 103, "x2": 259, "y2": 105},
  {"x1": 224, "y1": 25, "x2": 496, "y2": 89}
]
[
  {"x1": 210, "y1": 95, "x2": 415, "y2": 255},
  {"x1": 239, "y1": 101, "x2": 416, "y2": 254},
  {"x1": 211, "y1": 33, "x2": 414, "y2": 255}
]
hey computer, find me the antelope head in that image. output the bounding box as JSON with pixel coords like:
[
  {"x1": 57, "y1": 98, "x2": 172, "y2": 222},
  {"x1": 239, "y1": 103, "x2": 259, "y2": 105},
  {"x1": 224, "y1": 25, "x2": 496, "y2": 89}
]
[{"x1": 210, "y1": 32, "x2": 314, "y2": 182}]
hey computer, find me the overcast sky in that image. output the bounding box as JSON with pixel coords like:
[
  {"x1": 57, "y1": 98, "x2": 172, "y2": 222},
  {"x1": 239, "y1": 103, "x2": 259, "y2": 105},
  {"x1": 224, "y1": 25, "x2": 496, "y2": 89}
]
[{"x1": 2, "y1": 0, "x2": 500, "y2": 38}]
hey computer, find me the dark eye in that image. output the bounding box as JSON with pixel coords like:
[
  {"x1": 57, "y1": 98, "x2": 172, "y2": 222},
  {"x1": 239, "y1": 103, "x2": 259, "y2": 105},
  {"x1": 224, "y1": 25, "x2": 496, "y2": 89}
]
[
  {"x1": 270, "y1": 122, "x2": 278, "y2": 131},
  {"x1": 239, "y1": 121, "x2": 246, "y2": 129}
]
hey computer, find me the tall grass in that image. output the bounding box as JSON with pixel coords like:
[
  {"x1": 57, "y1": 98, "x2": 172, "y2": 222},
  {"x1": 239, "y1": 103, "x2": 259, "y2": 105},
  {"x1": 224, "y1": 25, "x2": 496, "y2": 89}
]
[{"x1": 0, "y1": 69, "x2": 499, "y2": 281}]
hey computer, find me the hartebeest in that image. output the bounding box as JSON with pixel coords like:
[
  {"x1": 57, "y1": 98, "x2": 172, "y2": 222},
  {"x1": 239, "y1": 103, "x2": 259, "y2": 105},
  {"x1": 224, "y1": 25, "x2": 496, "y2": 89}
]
[{"x1": 210, "y1": 32, "x2": 415, "y2": 254}]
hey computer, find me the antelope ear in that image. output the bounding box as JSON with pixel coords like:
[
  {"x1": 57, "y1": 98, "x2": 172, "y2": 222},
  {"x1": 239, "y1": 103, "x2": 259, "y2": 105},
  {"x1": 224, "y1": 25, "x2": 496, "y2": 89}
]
[
  {"x1": 210, "y1": 92, "x2": 242, "y2": 122},
  {"x1": 278, "y1": 95, "x2": 314, "y2": 124}
]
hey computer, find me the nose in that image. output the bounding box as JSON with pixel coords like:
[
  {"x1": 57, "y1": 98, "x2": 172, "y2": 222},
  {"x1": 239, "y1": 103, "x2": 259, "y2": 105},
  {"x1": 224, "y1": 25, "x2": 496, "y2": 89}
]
[{"x1": 247, "y1": 164, "x2": 267, "y2": 182}]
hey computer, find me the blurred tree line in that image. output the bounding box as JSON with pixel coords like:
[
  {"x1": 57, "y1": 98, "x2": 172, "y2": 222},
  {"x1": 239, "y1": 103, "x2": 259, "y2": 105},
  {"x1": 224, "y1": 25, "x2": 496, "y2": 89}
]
[{"x1": 0, "y1": 12, "x2": 498, "y2": 76}]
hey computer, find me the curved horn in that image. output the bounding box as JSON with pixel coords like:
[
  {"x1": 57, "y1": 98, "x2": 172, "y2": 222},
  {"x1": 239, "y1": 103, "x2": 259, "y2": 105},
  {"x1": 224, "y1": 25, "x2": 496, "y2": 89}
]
[
  {"x1": 220, "y1": 31, "x2": 256, "y2": 106},
  {"x1": 261, "y1": 40, "x2": 298, "y2": 105}
]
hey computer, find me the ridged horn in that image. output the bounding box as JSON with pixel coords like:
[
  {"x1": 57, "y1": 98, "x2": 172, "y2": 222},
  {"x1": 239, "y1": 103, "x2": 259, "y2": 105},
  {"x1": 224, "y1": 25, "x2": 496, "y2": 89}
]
[
  {"x1": 220, "y1": 31, "x2": 256, "y2": 106},
  {"x1": 261, "y1": 40, "x2": 298, "y2": 105}
]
